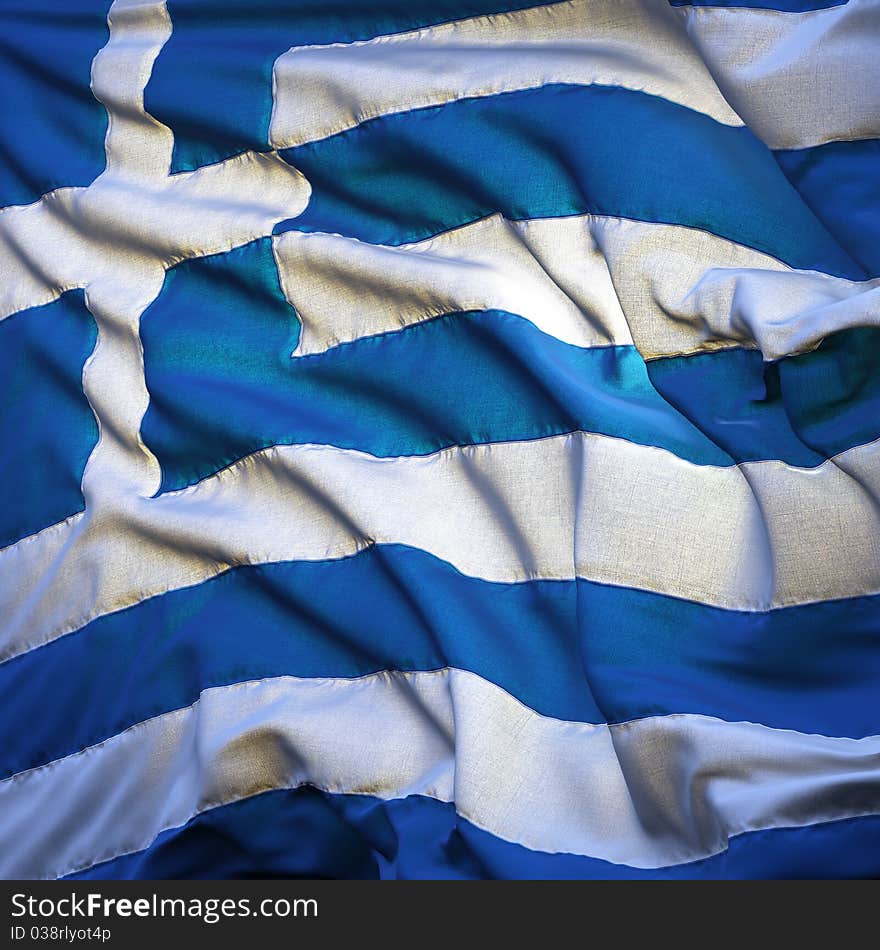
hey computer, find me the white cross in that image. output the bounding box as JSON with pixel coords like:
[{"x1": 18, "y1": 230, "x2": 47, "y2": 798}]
[{"x1": 0, "y1": 0, "x2": 310, "y2": 659}]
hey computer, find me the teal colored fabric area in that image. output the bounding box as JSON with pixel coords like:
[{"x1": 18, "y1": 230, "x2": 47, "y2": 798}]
[
  {"x1": 646, "y1": 328, "x2": 880, "y2": 467},
  {"x1": 140, "y1": 237, "x2": 880, "y2": 494},
  {"x1": 6, "y1": 543, "x2": 880, "y2": 781},
  {"x1": 774, "y1": 139, "x2": 880, "y2": 279},
  {"x1": 0, "y1": 290, "x2": 98, "y2": 548},
  {"x1": 0, "y1": 0, "x2": 108, "y2": 208},
  {"x1": 68, "y1": 786, "x2": 880, "y2": 880},
  {"x1": 146, "y1": 0, "x2": 561, "y2": 172},
  {"x1": 277, "y1": 84, "x2": 865, "y2": 279}
]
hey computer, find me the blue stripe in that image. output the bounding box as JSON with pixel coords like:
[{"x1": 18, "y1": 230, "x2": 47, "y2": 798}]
[
  {"x1": 139, "y1": 237, "x2": 880, "y2": 494},
  {"x1": 5, "y1": 543, "x2": 880, "y2": 780},
  {"x1": 669, "y1": 1, "x2": 847, "y2": 9},
  {"x1": 774, "y1": 139, "x2": 880, "y2": 280},
  {"x1": 276, "y1": 84, "x2": 865, "y2": 279},
  {"x1": 646, "y1": 330, "x2": 880, "y2": 468},
  {"x1": 147, "y1": 0, "x2": 562, "y2": 173},
  {"x1": 0, "y1": 1, "x2": 108, "y2": 208},
  {"x1": 67, "y1": 786, "x2": 880, "y2": 880},
  {"x1": 0, "y1": 290, "x2": 98, "y2": 548}
]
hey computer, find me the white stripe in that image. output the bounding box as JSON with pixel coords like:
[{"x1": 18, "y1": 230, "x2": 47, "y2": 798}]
[
  {"x1": 269, "y1": 0, "x2": 744, "y2": 149},
  {"x1": 4, "y1": 668, "x2": 880, "y2": 878},
  {"x1": 2, "y1": 432, "x2": 878, "y2": 664},
  {"x1": 269, "y1": 0, "x2": 878, "y2": 151},
  {"x1": 678, "y1": 0, "x2": 880, "y2": 149},
  {"x1": 592, "y1": 214, "x2": 880, "y2": 361},
  {"x1": 273, "y1": 215, "x2": 632, "y2": 356},
  {"x1": 275, "y1": 213, "x2": 880, "y2": 361}
]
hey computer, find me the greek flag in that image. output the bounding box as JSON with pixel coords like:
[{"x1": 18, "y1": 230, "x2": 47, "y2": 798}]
[{"x1": 1, "y1": 0, "x2": 879, "y2": 880}]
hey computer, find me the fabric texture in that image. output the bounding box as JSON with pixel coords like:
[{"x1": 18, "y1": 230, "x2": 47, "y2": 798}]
[{"x1": 1, "y1": 0, "x2": 879, "y2": 880}]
